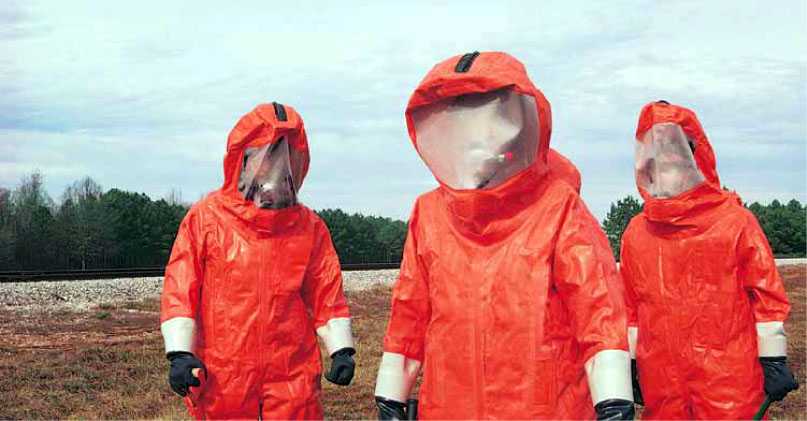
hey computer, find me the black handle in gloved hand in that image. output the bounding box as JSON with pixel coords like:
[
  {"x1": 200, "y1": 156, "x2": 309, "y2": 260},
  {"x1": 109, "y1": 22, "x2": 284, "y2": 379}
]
[
  {"x1": 753, "y1": 396, "x2": 772, "y2": 421},
  {"x1": 595, "y1": 399, "x2": 635, "y2": 421},
  {"x1": 631, "y1": 359, "x2": 643, "y2": 406},
  {"x1": 325, "y1": 347, "x2": 356, "y2": 386},
  {"x1": 759, "y1": 356, "x2": 799, "y2": 401},
  {"x1": 167, "y1": 351, "x2": 206, "y2": 397},
  {"x1": 376, "y1": 396, "x2": 407, "y2": 420},
  {"x1": 406, "y1": 399, "x2": 418, "y2": 420}
]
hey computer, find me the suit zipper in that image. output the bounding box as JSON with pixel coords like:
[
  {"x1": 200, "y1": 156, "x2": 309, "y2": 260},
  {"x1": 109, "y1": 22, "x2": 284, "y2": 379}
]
[{"x1": 258, "y1": 231, "x2": 267, "y2": 409}]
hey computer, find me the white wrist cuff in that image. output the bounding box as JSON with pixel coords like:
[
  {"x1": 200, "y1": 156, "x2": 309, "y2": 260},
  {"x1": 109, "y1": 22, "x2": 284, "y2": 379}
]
[
  {"x1": 374, "y1": 352, "x2": 422, "y2": 402},
  {"x1": 585, "y1": 349, "x2": 633, "y2": 405},
  {"x1": 316, "y1": 317, "x2": 355, "y2": 356},
  {"x1": 757, "y1": 321, "x2": 787, "y2": 357},
  {"x1": 628, "y1": 326, "x2": 638, "y2": 359},
  {"x1": 161, "y1": 317, "x2": 196, "y2": 354}
]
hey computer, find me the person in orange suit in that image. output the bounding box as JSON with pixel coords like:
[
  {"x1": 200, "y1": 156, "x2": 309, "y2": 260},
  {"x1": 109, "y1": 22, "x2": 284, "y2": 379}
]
[
  {"x1": 374, "y1": 51, "x2": 634, "y2": 420},
  {"x1": 160, "y1": 102, "x2": 356, "y2": 420},
  {"x1": 621, "y1": 100, "x2": 798, "y2": 419}
]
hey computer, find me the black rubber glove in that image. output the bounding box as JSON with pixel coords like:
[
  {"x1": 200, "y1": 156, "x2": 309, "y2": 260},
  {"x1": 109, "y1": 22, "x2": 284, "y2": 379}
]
[
  {"x1": 631, "y1": 359, "x2": 643, "y2": 406},
  {"x1": 376, "y1": 397, "x2": 407, "y2": 420},
  {"x1": 325, "y1": 347, "x2": 355, "y2": 386},
  {"x1": 595, "y1": 399, "x2": 635, "y2": 420},
  {"x1": 760, "y1": 356, "x2": 799, "y2": 401},
  {"x1": 167, "y1": 351, "x2": 206, "y2": 397}
]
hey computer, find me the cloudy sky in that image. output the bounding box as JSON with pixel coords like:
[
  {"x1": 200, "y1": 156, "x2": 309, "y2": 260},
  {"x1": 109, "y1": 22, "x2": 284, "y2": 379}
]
[{"x1": 2, "y1": 1, "x2": 805, "y2": 220}]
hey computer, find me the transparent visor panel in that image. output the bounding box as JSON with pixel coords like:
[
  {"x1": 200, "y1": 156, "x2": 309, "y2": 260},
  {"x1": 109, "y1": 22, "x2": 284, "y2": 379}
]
[
  {"x1": 635, "y1": 122, "x2": 705, "y2": 198},
  {"x1": 412, "y1": 88, "x2": 540, "y2": 190},
  {"x1": 238, "y1": 137, "x2": 298, "y2": 209}
]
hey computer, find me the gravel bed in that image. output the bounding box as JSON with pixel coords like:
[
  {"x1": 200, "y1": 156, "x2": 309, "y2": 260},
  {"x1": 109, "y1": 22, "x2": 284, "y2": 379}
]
[
  {"x1": 3, "y1": 260, "x2": 803, "y2": 313},
  {"x1": 0, "y1": 269, "x2": 400, "y2": 313},
  {"x1": 776, "y1": 258, "x2": 807, "y2": 266},
  {"x1": 342, "y1": 269, "x2": 399, "y2": 292}
]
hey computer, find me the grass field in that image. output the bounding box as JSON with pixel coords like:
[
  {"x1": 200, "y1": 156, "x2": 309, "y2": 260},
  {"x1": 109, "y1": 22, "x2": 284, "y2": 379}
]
[{"x1": 1, "y1": 265, "x2": 804, "y2": 419}]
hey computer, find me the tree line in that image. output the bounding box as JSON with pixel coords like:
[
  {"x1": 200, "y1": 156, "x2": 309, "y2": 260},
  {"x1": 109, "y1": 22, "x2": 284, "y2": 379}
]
[
  {"x1": 0, "y1": 172, "x2": 803, "y2": 271},
  {"x1": 0, "y1": 173, "x2": 188, "y2": 271},
  {"x1": 0, "y1": 172, "x2": 407, "y2": 271}
]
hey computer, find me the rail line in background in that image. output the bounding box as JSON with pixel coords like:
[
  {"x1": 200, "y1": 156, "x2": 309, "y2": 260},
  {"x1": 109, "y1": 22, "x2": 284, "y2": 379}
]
[
  {"x1": 0, "y1": 262, "x2": 402, "y2": 283},
  {"x1": 2, "y1": 259, "x2": 804, "y2": 283}
]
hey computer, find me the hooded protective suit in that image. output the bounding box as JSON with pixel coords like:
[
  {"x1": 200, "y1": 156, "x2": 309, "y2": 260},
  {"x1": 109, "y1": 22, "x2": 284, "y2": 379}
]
[
  {"x1": 160, "y1": 103, "x2": 354, "y2": 420},
  {"x1": 374, "y1": 52, "x2": 632, "y2": 419},
  {"x1": 548, "y1": 148, "x2": 582, "y2": 194},
  {"x1": 621, "y1": 101, "x2": 792, "y2": 419}
]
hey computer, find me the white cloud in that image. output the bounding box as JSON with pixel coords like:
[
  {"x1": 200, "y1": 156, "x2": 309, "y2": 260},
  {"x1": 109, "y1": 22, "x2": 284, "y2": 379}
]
[{"x1": 1, "y1": 0, "x2": 805, "y2": 220}]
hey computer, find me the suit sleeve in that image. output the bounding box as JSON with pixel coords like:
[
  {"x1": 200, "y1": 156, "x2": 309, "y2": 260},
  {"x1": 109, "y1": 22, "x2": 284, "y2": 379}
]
[
  {"x1": 302, "y1": 217, "x2": 354, "y2": 356},
  {"x1": 553, "y1": 195, "x2": 633, "y2": 405},
  {"x1": 160, "y1": 205, "x2": 205, "y2": 354},
  {"x1": 619, "y1": 228, "x2": 640, "y2": 359},
  {"x1": 738, "y1": 211, "x2": 790, "y2": 357},
  {"x1": 375, "y1": 200, "x2": 428, "y2": 402}
]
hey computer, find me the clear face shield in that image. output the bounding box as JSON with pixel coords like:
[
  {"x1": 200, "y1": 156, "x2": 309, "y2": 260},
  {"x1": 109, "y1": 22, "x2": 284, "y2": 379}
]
[
  {"x1": 635, "y1": 123, "x2": 705, "y2": 198},
  {"x1": 237, "y1": 137, "x2": 298, "y2": 209},
  {"x1": 411, "y1": 88, "x2": 540, "y2": 190}
]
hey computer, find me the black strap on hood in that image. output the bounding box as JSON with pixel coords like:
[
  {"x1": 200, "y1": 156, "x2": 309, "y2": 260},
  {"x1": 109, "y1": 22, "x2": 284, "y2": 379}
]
[
  {"x1": 272, "y1": 102, "x2": 288, "y2": 122},
  {"x1": 455, "y1": 51, "x2": 480, "y2": 73}
]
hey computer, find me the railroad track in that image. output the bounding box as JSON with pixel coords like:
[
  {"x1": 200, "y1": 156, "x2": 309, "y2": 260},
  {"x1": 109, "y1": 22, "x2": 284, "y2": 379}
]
[
  {"x1": 0, "y1": 262, "x2": 402, "y2": 283},
  {"x1": 2, "y1": 259, "x2": 802, "y2": 283}
]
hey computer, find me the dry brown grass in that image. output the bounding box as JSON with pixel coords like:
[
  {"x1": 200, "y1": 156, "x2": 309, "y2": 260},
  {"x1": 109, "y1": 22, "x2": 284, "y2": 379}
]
[
  {"x1": 769, "y1": 264, "x2": 807, "y2": 419},
  {"x1": 321, "y1": 287, "x2": 390, "y2": 419},
  {"x1": 0, "y1": 267, "x2": 804, "y2": 420},
  {"x1": 0, "y1": 287, "x2": 391, "y2": 420},
  {"x1": 0, "y1": 304, "x2": 182, "y2": 419}
]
